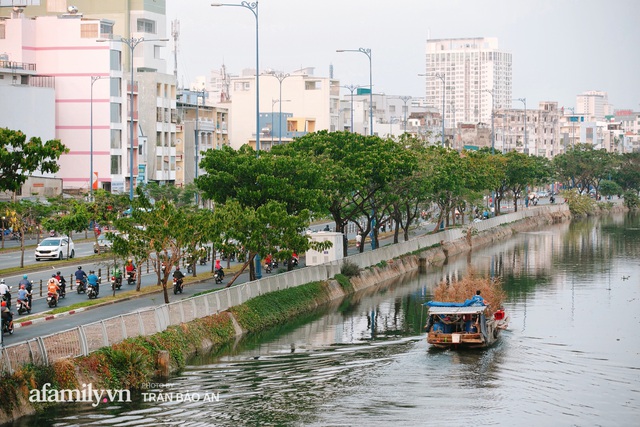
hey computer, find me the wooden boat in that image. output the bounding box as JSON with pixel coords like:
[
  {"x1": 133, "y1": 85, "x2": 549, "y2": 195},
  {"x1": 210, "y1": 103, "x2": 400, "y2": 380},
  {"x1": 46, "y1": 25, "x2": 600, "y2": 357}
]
[{"x1": 425, "y1": 305, "x2": 509, "y2": 349}]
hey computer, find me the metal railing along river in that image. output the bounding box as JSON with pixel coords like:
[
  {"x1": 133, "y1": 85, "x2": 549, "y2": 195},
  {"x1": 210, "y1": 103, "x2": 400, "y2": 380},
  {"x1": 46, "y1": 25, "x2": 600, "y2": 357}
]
[{"x1": 0, "y1": 204, "x2": 568, "y2": 373}]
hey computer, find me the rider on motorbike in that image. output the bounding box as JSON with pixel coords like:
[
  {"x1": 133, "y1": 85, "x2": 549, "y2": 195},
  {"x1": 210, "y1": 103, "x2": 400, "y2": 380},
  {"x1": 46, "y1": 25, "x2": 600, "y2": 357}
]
[
  {"x1": 173, "y1": 266, "x2": 185, "y2": 290},
  {"x1": 87, "y1": 270, "x2": 99, "y2": 296},
  {"x1": 55, "y1": 271, "x2": 66, "y2": 297},
  {"x1": 113, "y1": 264, "x2": 123, "y2": 286},
  {"x1": 17, "y1": 284, "x2": 30, "y2": 311},
  {"x1": 47, "y1": 277, "x2": 60, "y2": 304},
  {"x1": 1, "y1": 301, "x2": 12, "y2": 329},
  {"x1": 0, "y1": 279, "x2": 10, "y2": 308},
  {"x1": 214, "y1": 259, "x2": 225, "y2": 280},
  {"x1": 75, "y1": 266, "x2": 87, "y2": 287},
  {"x1": 125, "y1": 259, "x2": 136, "y2": 282}
]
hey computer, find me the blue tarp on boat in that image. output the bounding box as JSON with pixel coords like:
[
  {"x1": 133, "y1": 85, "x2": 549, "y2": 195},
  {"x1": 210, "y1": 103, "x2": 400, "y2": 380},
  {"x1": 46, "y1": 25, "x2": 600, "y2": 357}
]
[{"x1": 424, "y1": 298, "x2": 485, "y2": 307}]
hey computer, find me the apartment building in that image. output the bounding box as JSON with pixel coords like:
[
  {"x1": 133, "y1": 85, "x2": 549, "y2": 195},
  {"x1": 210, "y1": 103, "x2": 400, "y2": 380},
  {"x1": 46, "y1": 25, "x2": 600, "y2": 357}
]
[
  {"x1": 227, "y1": 67, "x2": 339, "y2": 150},
  {"x1": 576, "y1": 90, "x2": 611, "y2": 121},
  {"x1": 425, "y1": 37, "x2": 512, "y2": 130},
  {"x1": 175, "y1": 89, "x2": 229, "y2": 188}
]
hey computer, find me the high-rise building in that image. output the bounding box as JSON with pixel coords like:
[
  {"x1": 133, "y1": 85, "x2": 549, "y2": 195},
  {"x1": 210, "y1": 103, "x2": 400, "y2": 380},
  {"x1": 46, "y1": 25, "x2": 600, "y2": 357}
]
[
  {"x1": 424, "y1": 37, "x2": 512, "y2": 136},
  {"x1": 576, "y1": 90, "x2": 610, "y2": 121},
  {"x1": 1, "y1": 1, "x2": 176, "y2": 191}
]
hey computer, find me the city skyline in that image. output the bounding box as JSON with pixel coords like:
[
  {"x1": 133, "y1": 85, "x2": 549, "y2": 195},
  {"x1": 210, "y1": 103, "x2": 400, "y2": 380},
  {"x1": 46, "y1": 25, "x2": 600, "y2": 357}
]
[{"x1": 167, "y1": 0, "x2": 639, "y2": 111}]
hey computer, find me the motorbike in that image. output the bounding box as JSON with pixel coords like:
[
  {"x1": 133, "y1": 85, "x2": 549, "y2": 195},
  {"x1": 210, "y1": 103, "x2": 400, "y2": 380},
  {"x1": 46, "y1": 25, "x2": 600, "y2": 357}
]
[
  {"x1": 199, "y1": 256, "x2": 207, "y2": 266},
  {"x1": 265, "y1": 261, "x2": 277, "y2": 274},
  {"x1": 126, "y1": 270, "x2": 136, "y2": 285},
  {"x1": 46, "y1": 291, "x2": 58, "y2": 308},
  {"x1": 76, "y1": 278, "x2": 86, "y2": 294},
  {"x1": 87, "y1": 284, "x2": 98, "y2": 299},
  {"x1": 1, "y1": 287, "x2": 11, "y2": 309},
  {"x1": 173, "y1": 277, "x2": 184, "y2": 294},
  {"x1": 283, "y1": 257, "x2": 299, "y2": 268},
  {"x1": 214, "y1": 269, "x2": 224, "y2": 284},
  {"x1": 17, "y1": 297, "x2": 30, "y2": 315},
  {"x1": 1, "y1": 317, "x2": 13, "y2": 335},
  {"x1": 111, "y1": 275, "x2": 122, "y2": 290}
]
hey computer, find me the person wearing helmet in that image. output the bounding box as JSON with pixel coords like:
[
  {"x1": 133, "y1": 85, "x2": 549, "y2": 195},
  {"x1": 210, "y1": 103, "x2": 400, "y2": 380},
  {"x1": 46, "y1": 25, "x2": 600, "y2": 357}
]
[
  {"x1": 75, "y1": 266, "x2": 87, "y2": 284},
  {"x1": 55, "y1": 271, "x2": 67, "y2": 297},
  {"x1": 125, "y1": 259, "x2": 136, "y2": 282},
  {"x1": 87, "y1": 270, "x2": 99, "y2": 296},
  {"x1": 173, "y1": 265, "x2": 185, "y2": 280},
  {"x1": 1, "y1": 300, "x2": 12, "y2": 327},
  {"x1": 17, "y1": 283, "x2": 30, "y2": 310},
  {"x1": 18, "y1": 274, "x2": 30, "y2": 289},
  {"x1": 0, "y1": 278, "x2": 9, "y2": 309},
  {"x1": 47, "y1": 276, "x2": 60, "y2": 303}
]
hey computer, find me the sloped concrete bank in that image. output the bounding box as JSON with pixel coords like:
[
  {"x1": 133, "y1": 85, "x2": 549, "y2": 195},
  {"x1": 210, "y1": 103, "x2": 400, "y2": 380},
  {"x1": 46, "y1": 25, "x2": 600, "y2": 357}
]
[{"x1": 0, "y1": 207, "x2": 572, "y2": 424}]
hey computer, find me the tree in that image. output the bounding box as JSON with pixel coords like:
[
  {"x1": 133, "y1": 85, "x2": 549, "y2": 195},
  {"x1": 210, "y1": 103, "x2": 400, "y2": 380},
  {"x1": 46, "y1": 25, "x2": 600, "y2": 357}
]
[
  {"x1": 88, "y1": 190, "x2": 129, "y2": 254},
  {"x1": 0, "y1": 128, "x2": 69, "y2": 193},
  {"x1": 112, "y1": 189, "x2": 186, "y2": 302},
  {"x1": 197, "y1": 144, "x2": 327, "y2": 280},
  {"x1": 2, "y1": 200, "x2": 54, "y2": 267}
]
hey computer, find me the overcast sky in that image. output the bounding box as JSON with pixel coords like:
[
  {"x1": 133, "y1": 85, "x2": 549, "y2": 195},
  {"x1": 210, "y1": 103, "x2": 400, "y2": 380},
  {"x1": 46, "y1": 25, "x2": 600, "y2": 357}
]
[{"x1": 167, "y1": 0, "x2": 639, "y2": 111}]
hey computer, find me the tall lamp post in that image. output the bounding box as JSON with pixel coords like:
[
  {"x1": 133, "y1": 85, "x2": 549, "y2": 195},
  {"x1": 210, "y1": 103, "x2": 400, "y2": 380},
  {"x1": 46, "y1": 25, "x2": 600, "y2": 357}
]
[
  {"x1": 398, "y1": 96, "x2": 411, "y2": 133},
  {"x1": 337, "y1": 48, "x2": 373, "y2": 136},
  {"x1": 515, "y1": 97, "x2": 527, "y2": 154},
  {"x1": 340, "y1": 84, "x2": 361, "y2": 132},
  {"x1": 435, "y1": 73, "x2": 446, "y2": 147},
  {"x1": 266, "y1": 72, "x2": 293, "y2": 145},
  {"x1": 567, "y1": 106, "x2": 576, "y2": 148},
  {"x1": 194, "y1": 87, "x2": 206, "y2": 205},
  {"x1": 484, "y1": 89, "x2": 495, "y2": 154},
  {"x1": 213, "y1": 1, "x2": 259, "y2": 154},
  {"x1": 98, "y1": 36, "x2": 168, "y2": 200},
  {"x1": 90, "y1": 76, "x2": 107, "y2": 201}
]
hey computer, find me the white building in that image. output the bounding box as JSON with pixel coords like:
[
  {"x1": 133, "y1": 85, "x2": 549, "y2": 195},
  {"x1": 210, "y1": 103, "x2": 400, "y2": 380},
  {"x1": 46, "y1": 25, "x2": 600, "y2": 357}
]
[
  {"x1": 576, "y1": 90, "x2": 611, "y2": 121},
  {"x1": 424, "y1": 37, "x2": 512, "y2": 131},
  {"x1": 227, "y1": 67, "x2": 339, "y2": 150}
]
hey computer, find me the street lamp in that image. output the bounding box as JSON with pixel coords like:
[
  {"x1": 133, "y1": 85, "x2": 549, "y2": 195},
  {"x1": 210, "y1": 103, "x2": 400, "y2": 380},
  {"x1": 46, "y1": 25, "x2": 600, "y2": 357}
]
[
  {"x1": 271, "y1": 98, "x2": 290, "y2": 146},
  {"x1": 194, "y1": 87, "x2": 206, "y2": 205},
  {"x1": 340, "y1": 84, "x2": 361, "y2": 132},
  {"x1": 397, "y1": 96, "x2": 412, "y2": 133},
  {"x1": 212, "y1": 1, "x2": 260, "y2": 155},
  {"x1": 1, "y1": 216, "x2": 5, "y2": 250},
  {"x1": 435, "y1": 73, "x2": 446, "y2": 147},
  {"x1": 515, "y1": 97, "x2": 527, "y2": 154},
  {"x1": 484, "y1": 89, "x2": 495, "y2": 154},
  {"x1": 567, "y1": 107, "x2": 576, "y2": 147},
  {"x1": 266, "y1": 72, "x2": 293, "y2": 145},
  {"x1": 337, "y1": 48, "x2": 373, "y2": 136},
  {"x1": 98, "y1": 36, "x2": 169, "y2": 200},
  {"x1": 90, "y1": 76, "x2": 107, "y2": 201}
]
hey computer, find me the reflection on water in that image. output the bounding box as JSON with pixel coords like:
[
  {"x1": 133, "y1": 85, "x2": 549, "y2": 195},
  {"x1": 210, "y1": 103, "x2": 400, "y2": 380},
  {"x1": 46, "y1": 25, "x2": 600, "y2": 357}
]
[{"x1": 19, "y1": 213, "x2": 640, "y2": 426}]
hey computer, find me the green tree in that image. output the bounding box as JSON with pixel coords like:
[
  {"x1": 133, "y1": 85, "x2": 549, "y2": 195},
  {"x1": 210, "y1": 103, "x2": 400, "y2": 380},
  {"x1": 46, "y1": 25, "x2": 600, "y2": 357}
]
[
  {"x1": 2, "y1": 200, "x2": 55, "y2": 267},
  {"x1": 0, "y1": 128, "x2": 69, "y2": 193}
]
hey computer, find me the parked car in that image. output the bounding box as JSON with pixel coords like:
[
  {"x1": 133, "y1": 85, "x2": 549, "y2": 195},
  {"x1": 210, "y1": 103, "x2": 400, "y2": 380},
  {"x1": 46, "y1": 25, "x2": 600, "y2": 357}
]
[
  {"x1": 93, "y1": 234, "x2": 114, "y2": 253},
  {"x1": 35, "y1": 236, "x2": 75, "y2": 261},
  {"x1": 536, "y1": 191, "x2": 549, "y2": 198}
]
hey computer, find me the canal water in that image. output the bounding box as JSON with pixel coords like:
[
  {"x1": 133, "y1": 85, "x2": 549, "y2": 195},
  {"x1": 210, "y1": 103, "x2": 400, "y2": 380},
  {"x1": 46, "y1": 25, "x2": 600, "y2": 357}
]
[{"x1": 18, "y1": 213, "x2": 640, "y2": 426}]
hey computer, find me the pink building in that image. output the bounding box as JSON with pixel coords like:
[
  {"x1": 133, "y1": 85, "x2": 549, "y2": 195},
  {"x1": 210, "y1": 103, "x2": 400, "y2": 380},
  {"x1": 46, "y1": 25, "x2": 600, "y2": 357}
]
[{"x1": 0, "y1": 11, "x2": 128, "y2": 193}]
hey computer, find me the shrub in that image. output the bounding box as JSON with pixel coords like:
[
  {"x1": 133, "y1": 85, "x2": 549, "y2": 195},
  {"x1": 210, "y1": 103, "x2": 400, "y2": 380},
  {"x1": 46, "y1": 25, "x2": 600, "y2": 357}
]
[
  {"x1": 561, "y1": 189, "x2": 596, "y2": 216},
  {"x1": 340, "y1": 261, "x2": 360, "y2": 278},
  {"x1": 334, "y1": 274, "x2": 353, "y2": 293},
  {"x1": 623, "y1": 190, "x2": 639, "y2": 209}
]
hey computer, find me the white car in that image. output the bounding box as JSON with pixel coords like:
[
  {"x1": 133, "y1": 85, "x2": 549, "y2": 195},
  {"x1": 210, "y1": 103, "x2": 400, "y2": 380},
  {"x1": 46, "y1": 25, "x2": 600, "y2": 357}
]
[{"x1": 35, "y1": 236, "x2": 75, "y2": 261}]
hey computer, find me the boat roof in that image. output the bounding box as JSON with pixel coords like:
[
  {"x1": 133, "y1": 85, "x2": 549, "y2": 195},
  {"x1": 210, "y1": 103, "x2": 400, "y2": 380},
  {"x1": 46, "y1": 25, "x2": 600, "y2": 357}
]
[{"x1": 428, "y1": 306, "x2": 487, "y2": 315}]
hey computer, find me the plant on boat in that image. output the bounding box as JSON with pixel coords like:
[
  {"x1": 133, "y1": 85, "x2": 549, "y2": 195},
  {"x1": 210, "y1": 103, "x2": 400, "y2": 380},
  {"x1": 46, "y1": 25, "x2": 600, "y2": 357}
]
[{"x1": 432, "y1": 268, "x2": 506, "y2": 312}]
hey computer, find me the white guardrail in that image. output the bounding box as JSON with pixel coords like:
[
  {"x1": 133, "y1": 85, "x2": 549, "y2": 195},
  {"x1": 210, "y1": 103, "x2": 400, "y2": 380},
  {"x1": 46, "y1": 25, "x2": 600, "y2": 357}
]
[{"x1": 0, "y1": 204, "x2": 569, "y2": 373}]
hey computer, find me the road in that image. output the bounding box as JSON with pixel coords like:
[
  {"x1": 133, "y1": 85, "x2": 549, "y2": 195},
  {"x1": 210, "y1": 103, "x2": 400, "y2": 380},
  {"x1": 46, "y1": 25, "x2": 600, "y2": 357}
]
[{"x1": 1, "y1": 219, "x2": 439, "y2": 346}]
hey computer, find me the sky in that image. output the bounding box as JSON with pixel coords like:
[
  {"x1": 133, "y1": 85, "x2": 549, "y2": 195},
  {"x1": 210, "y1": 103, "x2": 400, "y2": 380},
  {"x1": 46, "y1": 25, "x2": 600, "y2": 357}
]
[{"x1": 166, "y1": 0, "x2": 640, "y2": 111}]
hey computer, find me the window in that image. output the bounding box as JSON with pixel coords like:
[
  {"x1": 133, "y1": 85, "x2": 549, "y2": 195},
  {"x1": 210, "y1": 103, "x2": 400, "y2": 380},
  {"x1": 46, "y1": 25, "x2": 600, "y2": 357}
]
[
  {"x1": 100, "y1": 22, "x2": 113, "y2": 37},
  {"x1": 234, "y1": 81, "x2": 250, "y2": 91},
  {"x1": 137, "y1": 19, "x2": 156, "y2": 34},
  {"x1": 110, "y1": 77, "x2": 121, "y2": 97},
  {"x1": 110, "y1": 129, "x2": 121, "y2": 149},
  {"x1": 110, "y1": 103, "x2": 121, "y2": 123},
  {"x1": 154, "y1": 45, "x2": 161, "y2": 59},
  {"x1": 0, "y1": 24, "x2": 5, "y2": 39},
  {"x1": 80, "y1": 23, "x2": 98, "y2": 38},
  {"x1": 110, "y1": 155, "x2": 121, "y2": 175},
  {"x1": 110, "y1": 50, "x2": 121, "y2": 71}
]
